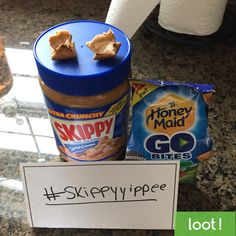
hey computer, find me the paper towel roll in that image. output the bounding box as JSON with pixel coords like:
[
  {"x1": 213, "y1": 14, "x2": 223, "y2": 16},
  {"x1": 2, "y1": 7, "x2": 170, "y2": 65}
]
[
  {"x1": 158, "y1": 0, "x2": 228, "y2": 36},
  {"x1": 106, "y1": 0, "x2": 160, "y2": 38}
]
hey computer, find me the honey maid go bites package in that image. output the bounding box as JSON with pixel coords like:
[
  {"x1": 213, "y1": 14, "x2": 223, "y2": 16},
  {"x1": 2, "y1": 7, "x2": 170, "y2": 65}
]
[{"x1": 126, "y1": 80, "x2": 214, "y2": 184}]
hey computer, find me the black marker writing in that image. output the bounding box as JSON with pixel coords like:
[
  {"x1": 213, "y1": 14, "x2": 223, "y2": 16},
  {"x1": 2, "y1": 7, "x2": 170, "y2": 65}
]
[
  {"x1": 43, "y1": 186, "x2": 65, "y2": 201},
  {"x1": 110, "y1": 187, "x2": 118, "y2": 201},
  {"x1": 84, "y1": 187, "x2": 89, "y2": 197},
  {"x1": 64, "y1": 186, "x2": 76, "y2": 199},
  {"x1": 90, "y1": 187, "x2": 101, "y2": 198},
  {"x1": 75, "y1": 187, "x2": 86, "y2": 198},
  {"x1": 120, "y1": 187, "x2": 126, "y2": 200},
  {"x1": 43, "y1": 183, "x2": 167, "y2": 205},
  {"x1": 100, "y1": 186, "x2": 110, "y2": 198}
]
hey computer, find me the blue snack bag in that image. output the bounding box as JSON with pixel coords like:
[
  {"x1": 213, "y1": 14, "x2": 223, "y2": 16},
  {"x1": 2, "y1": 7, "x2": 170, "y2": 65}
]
[{"x1": 127, "y1": 80, "x2": 214, "y2": 184}]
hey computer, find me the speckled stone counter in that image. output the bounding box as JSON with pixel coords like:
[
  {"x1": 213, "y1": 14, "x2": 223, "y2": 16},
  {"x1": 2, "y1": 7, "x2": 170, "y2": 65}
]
[{"x1": 0, "y1": 0, "x2": 235, "y2": 235}]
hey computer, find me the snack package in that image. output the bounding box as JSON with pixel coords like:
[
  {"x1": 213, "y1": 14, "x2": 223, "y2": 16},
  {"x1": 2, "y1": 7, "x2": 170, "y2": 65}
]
[{"x1": 127, "y1": 80, "x2": 214, "y2": 184}]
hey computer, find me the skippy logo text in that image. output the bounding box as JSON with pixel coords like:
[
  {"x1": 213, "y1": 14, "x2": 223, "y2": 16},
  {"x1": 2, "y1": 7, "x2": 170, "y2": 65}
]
[
  {"x1": 145, "y1": 94, "x2": 196, "y2": 135},
  {"x1": 51, "y1": 115, "x2": 116, "y2": 142}
]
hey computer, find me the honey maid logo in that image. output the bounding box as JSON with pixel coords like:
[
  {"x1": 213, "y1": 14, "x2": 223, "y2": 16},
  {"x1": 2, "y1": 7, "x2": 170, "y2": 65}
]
[{"x1": 145, "y1": 94, "x2": 195, "y2": 135}]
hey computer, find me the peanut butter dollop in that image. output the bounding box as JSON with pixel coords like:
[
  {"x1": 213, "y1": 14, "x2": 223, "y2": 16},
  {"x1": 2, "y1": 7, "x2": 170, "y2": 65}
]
[
  {"x1": 49, "y1": 30, "x2": 76, "y2": 60},
  {"x1": 86, "y1": 29, "x2": 121, "y2": 60}
]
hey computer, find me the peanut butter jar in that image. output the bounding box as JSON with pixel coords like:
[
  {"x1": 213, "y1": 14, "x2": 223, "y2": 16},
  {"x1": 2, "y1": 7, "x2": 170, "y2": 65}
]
[{"x1": 33, "y1": 20, "x2": 131, "y2": 161}]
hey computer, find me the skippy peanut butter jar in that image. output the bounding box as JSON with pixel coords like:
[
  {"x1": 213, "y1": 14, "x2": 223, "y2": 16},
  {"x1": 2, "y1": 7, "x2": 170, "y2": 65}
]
[{"x1": 33, "y1": 20, "x2": 131, "y2": 161}]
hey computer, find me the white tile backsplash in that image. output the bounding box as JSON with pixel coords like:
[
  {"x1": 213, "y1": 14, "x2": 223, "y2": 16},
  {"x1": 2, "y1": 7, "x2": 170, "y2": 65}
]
[
  {"x1": 0, "y1": 132, "x2": 37, "y2": 152},
  {"x1": 29, "y1": 117, "x2": 54, "y2": 137},
  {"x1": 0, "y1": 114, "x2": 31, "y2": 134},
  {"x1": 12, "y1": 76, "x2": 45, "y2": 108},
  {"x1": 35, "y1": 136, "x2": 59, "y2": 155},
  {"x1": 5, "y1": 48, "x2": 38, "y2": 76}
]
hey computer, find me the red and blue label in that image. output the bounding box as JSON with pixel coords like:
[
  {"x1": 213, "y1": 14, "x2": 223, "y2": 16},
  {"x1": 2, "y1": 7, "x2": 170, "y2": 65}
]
[{"x1": 45, "y1": 92, "x2": 129, "y2": 161}]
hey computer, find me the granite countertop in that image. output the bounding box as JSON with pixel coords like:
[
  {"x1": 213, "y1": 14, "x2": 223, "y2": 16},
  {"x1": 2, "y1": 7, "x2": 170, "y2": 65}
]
[{"x1": 0, "y1": 0, "x2": 236, "y2": 235}]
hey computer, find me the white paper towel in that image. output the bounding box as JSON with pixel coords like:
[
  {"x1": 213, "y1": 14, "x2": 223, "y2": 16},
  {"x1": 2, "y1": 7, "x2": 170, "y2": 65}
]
[
  {"x1": 158, "y1": 0, "x2": 228, "y2": 36},
  {"x1": 106, "y1": 0, "x2": 160, "y2": 38}
]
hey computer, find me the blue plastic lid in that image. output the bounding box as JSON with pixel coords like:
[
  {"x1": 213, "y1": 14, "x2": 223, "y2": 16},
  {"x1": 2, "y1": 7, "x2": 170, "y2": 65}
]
[{"x1": 33, "y1": 20, "x2": 131, "y2": 96}]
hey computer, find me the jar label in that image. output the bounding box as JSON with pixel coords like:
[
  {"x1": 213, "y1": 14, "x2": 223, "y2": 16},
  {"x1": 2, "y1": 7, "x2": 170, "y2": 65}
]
[{"x1": 44, "y1": 92, "x2": 129, "y2": 161}]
